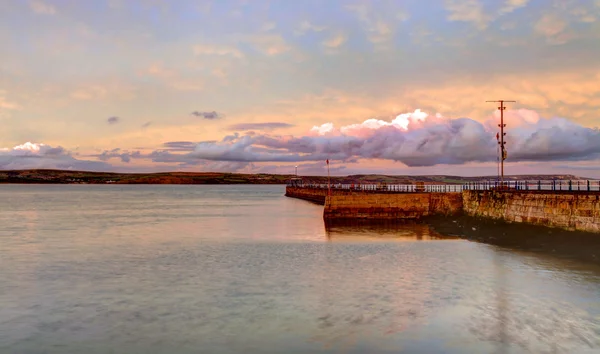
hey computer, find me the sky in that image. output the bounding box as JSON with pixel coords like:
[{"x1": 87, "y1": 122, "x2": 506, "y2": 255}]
[{"x1": 1, "y1": 0, "x2": 600, "y2": 177}]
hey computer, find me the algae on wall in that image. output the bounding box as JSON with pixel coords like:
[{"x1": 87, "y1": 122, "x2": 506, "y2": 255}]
[{"x1": 462, "y1": 190, "x2": 600, "y2": 233}]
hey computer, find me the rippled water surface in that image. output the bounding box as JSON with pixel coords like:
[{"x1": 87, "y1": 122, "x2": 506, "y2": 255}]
[{"x1": 1, "y1": 185, "x2": 599, "y2": 353}]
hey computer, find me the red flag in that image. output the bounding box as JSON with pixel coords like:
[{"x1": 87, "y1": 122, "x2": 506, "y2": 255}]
[
  {"x1": 496, "y1": 132, "x2": 499, "y2": 141},
  {"x1": 326, "y1": 159, "x2": 329, "y2": 164}
]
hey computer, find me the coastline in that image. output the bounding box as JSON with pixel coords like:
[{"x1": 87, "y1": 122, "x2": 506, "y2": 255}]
[{"x1": 0, "y1": 169, "x2": 591, "y2": 185}]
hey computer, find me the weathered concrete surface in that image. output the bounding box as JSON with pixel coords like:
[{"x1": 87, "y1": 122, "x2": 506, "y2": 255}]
[
  {"x1": 323, "y1": 192, "x2": 463, "y2": 220},
  {"x1": 462, "y1": 190, "x2": 600, "y2": 233}
]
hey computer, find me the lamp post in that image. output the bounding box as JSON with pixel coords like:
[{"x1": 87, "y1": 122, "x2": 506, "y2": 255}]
[{"x1": 295, "y1": 165, "x2": 298, "y2": 176}]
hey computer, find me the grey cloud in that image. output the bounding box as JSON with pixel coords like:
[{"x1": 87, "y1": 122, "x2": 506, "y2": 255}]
[
  {"x1": 183, "y1": 115, "x2": 600, "y2": 166},
  {"x1": 223, "y1": 133, "x2": 239, "y2": 142},
  {"x1": 228, "y1": 122, "x2": 295, "y2": 131},
  {"x1": 107, "y1": 116, "x2": 120, "y2": 124},
  {"x1": 555, "y1": 164, "x2": 600, "y2": 172},
  {"x1": 96, "y1": 148, "x2": 141, "y2": 163},
  {"x1": 0, "y1": 143, "x2": 113, "y2": 171},
  {"x1": 162, "y1": 141, "x2": 198, "y2": 151},
  {"x1": 142, "y1": 121, "x2": 152, "y2": 128},
  {"x1": 191, "y1": 111, "x2": 222, "y2": 119},
  {"x1": 145, "y1": 150, "x2": 252, "y2": 172}
]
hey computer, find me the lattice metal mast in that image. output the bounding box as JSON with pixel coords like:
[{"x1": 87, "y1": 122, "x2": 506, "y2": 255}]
[{"x1": 486, "y1": 100, "x2": 516, "y2": 187}]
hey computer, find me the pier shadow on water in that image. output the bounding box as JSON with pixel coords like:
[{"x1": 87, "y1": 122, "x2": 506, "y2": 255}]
[
  {"x1": 425, "y1": 214, "x2": 600, "y2": 266},
  {"x1": 324, "y1": 219, "x2": 459, "y2": 242}
]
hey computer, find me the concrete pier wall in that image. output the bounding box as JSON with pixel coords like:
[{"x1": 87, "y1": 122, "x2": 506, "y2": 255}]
[
  {"x1": 462, "y1": 190, "x2": 600, "y2": 233},
  {"x1": 285, "y1": 186, "x2": 600, "y2": 233},
  {"x1": 285, "y1": 187, "x2": 328, "y2": 205},
  {"x1": 323, "y1": 192, "x2": 463, "y2": 220}
]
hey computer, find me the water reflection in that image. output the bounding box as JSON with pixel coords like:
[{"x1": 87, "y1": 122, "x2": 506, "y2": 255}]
[
  {"x1": 324, "y1": 220, "x2": 460, "y2": 242},
  {"x1": 463, "y1": 249, "x2": 600, "y2": 353},
  {"x1": 1, "y1": 185, "x2": 600, "y2": 353}
]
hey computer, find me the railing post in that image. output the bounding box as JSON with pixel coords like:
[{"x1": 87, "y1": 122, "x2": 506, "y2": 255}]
[
  {"x1": 588, "y1": 180, "x2": 590, "y2": 191},
  {"x1": 568, "y1": 180, "x2": 572, "y2": 191},
  {"x1": 577, "y1": 180, "x2": 580, "y2": 191},
  {"x1": 537, "y1": 180, "x2": 541, "y2": 191}
]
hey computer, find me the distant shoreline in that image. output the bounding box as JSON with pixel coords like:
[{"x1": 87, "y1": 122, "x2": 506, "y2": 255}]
[{"x1": 0, "y1": 169, "x2": 593, "y2": 185}]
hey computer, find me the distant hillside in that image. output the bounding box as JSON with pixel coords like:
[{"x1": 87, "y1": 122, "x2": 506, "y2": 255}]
[{"x1": 0, "y1": 169, "x2": 593, "y2": 185}]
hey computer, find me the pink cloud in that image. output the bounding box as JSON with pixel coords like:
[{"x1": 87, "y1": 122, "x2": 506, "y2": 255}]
[{"x1": 185, "y1": 109, "x2": 600, "y2": 166}]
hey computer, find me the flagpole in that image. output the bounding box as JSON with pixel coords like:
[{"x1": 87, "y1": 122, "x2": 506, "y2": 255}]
[{"x1": 327, "y1": 159, "x2": 331, "y2": 196}]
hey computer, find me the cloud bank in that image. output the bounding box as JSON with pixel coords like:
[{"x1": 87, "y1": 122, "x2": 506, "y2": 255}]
[
  {"x1": 5, "y1": 109, "x2": 598, "y2": 175},
  {"x1": 0, "y1": 142, "x2": 110, "y2": 170},
  {"x1": 184, "y1": 109, "x2": 600, "y2": 166}
]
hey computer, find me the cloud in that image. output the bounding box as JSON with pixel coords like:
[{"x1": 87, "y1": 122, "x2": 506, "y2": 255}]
[
  {"x1": 570, "y1": 7, "x2": 596, "y2": 23},
  {"x1": 96, "y1": 148, "x2": 140, "y2": 163},
  {"x1": 0, "y1": 92, "x2": 20, "y2": 115},
  {"x1": 261, "y1": 22, "x2": 276, "y2": 32},
  {"x1": 246, "y1": 34, "x2": 291, "y2": 55},
  {"x1": 162, "y1": 141, "x2": 198, "y2": 151},
  {"x1": 345, "y1": 3, "x2": 398, "y2": 46},
  {"x1": 323, "y1": 33, "x2": 347, "y2": 48},
  {"x1": 0, "y1": 142, "x2": 111, "y2": 171},
  {"x1": 294, "y1": 20, "x2": 326, "y2": 35},
  {"x1": 142, "y1": 121, "x2": 152, "y2": 128},
  {"x1": 499, "y1": 0, "x2": 530, "y2": 15},
  {"x1": 141, "y1": 149, "x2": 253, "y2": 172},
  {"x1": 69, "y1": 82, "x2": 136, "y2": 101},
  {"x1": 191, "y1": 111, "x2": 222, "y2": 120},
  {"x1": 193, "y1": 44, "x2": 244, "y2": 58},
  {"x1": 145, "y1": 63, "x2": 175, "y2": 79},
  {"x1": 29, "y1": 1, "x2": 56, "y2": 15},
  {"x1": 444, "y1": 0, "x2": 489, "y2": 29},
  {"x1": 228, "y1": 122, "x2": 295, "y2": 131},
  {"x1": 183, "y1": 109, "x2": 600, "y2": 166},
  {"x1": 534, "y1": 14, "x2": 569, "y2": 44},
  {"x1": 142, "y1": 63, "x2": 203, "y2": 91},
  {"x1": 107, "y1": 116, "x2": 120, "y2": 124}
]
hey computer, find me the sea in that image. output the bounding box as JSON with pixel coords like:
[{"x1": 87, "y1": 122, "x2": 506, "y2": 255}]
[{"x1": 0, "y1": 184, "x2": 599, "y2": 354}]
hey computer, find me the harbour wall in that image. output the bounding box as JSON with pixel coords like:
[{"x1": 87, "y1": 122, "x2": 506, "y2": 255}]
[
  {"x1": 462, "y1": 190, "x2": 600, "y2": 233},
  {"x1": 323, "y1": 192, "x2": 463, "y2": 220},
  {"x1": 284, "y1": 187, "x2": 328, "y2": 204},
  {"x1": 285, "y1": 186, "x2": 600, "y2": 233}
]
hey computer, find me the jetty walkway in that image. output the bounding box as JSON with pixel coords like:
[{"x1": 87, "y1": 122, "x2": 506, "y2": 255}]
[
  {"x1": 286, "y1": 179, "x2": 600, "y2": 234},
  {"x1": 290, "y1": 179, "x2": 600, "y2": 193}
]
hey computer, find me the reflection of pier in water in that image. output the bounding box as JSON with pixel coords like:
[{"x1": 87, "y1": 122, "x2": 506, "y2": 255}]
[
  {"x1": 324, "y1": 219, "x2": 460, "y2": 242},
  {"x1": 311, "y1": 219, "x2": 600, "y2": 351}
]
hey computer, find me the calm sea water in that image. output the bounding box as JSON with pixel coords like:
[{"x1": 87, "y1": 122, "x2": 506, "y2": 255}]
[{"x1": 1, "y1": 184, "x2": 599, "y2": 354}]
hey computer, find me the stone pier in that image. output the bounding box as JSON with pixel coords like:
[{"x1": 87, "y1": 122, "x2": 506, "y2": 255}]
[{"x1": 285, "y1": 186, "x2": 600, "y2": 233}]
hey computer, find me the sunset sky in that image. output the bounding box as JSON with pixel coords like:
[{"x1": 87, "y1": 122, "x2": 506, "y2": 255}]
[{"x1": 1, "y1": 0, "x2": 600, "y2": 177}]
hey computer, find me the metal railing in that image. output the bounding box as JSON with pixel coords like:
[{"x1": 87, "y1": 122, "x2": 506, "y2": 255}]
[
  {"x1": 462, "y1": 180, "x2": 600, "y2": 192},
  {"x1": 287, "y1": 180, "x2": 600, "y2": 193},
  {"x1": 287, "y1": 183, "x2": 464, "y2": 193}
]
